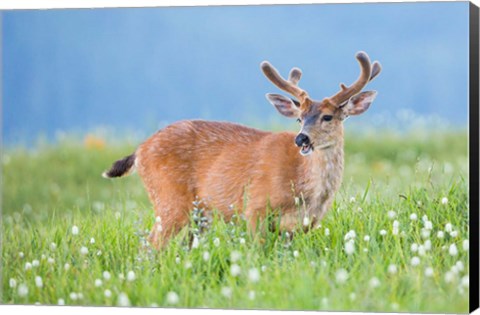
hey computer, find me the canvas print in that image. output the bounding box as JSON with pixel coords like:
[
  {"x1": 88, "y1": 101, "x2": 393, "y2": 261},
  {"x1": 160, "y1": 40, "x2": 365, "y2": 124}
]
[{"x1": 1, "y1": 1, "x2": 476, "y2": 313}]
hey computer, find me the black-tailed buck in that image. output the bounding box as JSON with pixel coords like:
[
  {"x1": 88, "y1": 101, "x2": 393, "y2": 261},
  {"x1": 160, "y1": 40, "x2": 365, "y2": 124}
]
[{"x1": 104, "y1": 51, "x2": 381, "y2": 248}]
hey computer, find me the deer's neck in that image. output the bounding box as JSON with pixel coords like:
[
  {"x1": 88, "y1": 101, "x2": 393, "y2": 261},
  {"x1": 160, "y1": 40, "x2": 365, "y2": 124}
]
[{"x1": 299, "y1": 137, "x2": 344, "y2": 217}]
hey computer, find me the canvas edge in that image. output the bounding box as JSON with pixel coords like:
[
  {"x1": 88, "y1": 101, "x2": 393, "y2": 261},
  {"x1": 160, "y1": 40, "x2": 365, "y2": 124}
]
[{"x1": 469, "y1": 1, "x2": 480, "y2": 313}]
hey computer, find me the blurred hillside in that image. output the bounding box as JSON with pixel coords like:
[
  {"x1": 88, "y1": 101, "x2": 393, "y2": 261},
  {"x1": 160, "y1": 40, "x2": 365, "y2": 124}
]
[{"x1": 2, "y1": 2, "x2": 469, "y2": 144}]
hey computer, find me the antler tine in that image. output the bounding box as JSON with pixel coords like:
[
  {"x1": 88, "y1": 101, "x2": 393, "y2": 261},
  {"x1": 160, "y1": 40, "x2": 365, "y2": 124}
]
[
  {"x1": 288, "y1": 67, "x2": 302, "y2": 85},
  {"x1": 261, "y1": 61, "x2": 308, "y2": 102},
  {"x1": 329, "y1": 51, "x2": 373, "y2": 106},
  {"x1": 369, "y1": 61, "x2": 382, "y2": 82}
]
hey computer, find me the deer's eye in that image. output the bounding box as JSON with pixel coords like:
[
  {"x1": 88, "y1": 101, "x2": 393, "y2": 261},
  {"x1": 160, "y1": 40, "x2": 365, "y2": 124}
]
[
  {"x1": 296, "y1": 118, "x2": 302, "y2": 124},
  {"x1": 323, "y1": 115, "x2": 333, "y2": 122}
]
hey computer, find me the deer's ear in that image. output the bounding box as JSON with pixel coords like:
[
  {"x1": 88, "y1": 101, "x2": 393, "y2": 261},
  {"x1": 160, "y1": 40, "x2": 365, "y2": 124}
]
[
  {"x1": 266, "y1": 93, "x2": 301, "y2": 118},
  {"x1": 342, "y1": 91, "x2": 377, "y2": 116}
]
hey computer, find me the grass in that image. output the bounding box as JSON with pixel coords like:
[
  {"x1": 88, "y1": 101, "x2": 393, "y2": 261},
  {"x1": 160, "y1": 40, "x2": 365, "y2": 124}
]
[{"x1": 1, "y1": 129, "x2": 470, "y2": 313}]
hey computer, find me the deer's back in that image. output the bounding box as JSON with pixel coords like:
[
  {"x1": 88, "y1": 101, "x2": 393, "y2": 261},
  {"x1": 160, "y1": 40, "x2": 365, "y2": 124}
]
[{"x1": 136, "y1": 120, "x2": 303, "y2": 214}]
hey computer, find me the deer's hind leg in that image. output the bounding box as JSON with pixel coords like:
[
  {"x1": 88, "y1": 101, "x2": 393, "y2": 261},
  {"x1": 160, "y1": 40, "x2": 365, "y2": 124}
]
[
  {"x1": 138, "y1": 166, "x2": 194, "y2": 249},
  {"x1": 147, "y1": 190, "x2": 193, "y2": 250}
]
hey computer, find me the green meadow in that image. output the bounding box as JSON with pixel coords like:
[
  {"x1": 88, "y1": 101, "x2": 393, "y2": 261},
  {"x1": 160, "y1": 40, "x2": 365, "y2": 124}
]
[{"x1": 1, "y1": 129, "x2": 469, "y2": 313}]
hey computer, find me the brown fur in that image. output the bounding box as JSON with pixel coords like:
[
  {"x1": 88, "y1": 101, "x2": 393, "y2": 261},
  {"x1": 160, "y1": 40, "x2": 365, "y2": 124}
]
[
  {"x1": 134, "y1": 120, "x2": 344, "y2": 248},
  {"x1": 104, "y1": 52, "x2": 381, "y2": 249}
]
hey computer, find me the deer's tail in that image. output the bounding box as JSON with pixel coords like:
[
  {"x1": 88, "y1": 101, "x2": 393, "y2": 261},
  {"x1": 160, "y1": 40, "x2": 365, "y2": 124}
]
[{"x1": 102, "y1": 153, "x2": 136, "y2": 178}]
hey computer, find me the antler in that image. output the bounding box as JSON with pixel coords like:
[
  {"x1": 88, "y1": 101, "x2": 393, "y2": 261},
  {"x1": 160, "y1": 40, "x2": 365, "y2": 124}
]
[
  {"x1": 261, "y1": 61, "x2": 308, "y2": 102},
  {"x1": 329, "y1": 51, "x2": 381, "y2": 106}
]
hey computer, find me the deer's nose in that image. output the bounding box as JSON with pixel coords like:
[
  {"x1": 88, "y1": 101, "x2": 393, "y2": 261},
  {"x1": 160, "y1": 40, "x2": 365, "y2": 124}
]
[{"x1": 295, "y1": 133, "x2": 310, "y2": 147}]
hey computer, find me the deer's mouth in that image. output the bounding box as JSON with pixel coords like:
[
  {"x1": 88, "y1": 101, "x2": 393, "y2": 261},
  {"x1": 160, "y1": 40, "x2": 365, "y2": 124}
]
[{"x1": 300, "y1": 143, "x2": 314, "y2": 156}]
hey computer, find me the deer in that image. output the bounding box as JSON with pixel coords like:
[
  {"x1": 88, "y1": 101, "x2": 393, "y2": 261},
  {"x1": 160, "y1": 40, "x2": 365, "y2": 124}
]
[{"x1": 103, "y1": 51, "x2": 381, "y2": 249}]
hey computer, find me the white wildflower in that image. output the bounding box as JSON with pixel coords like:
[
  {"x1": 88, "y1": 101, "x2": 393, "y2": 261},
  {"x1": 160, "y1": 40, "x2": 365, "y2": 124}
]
[
  {"x1": 9, "y1": 278, "x2": 17, "y2": 288},
  {"x1": 119, "y1": 273, "x2": 125, "y2": 280},
  {"x1": 441, "y1": 197, "x2": 448, "y2": 205},
  {"x1": 261, "y1": 265, "x2": 267, "y2": 272},
  {"x1": 364, "y1": 235, "x2": 370, "y2": 242},
  {"x1": 221, "y1": 286, "x2": 232, "y2": 298},
  {"x1": 392, "y1": 221, "x2": 399, "y2": 235},
  {"x1": 344, "y1": 230, "x2": 356, "y2": 241},
  {"x1": 422, "y1": 215, "x2": 428, "y2": 222},
  {"x1": 449, "y1": 244, "x2": 458, "y2": 256},
  {"x1": 455, "y1": 261, "x2": 464, "y2": 272},
  {"x1": 239, "y1": 238, "x2": 246, "y2": 245},
  {"x1": 230, "y1": 264, "x2": 241, "y2": 277},
  {"x1": 248, "y1": 268, "x2": 260, "y2": 283},
  {"x1": 104, "y1": 289, "x2": 112, "y2": 298},
  {"x1": 387, "y1": 210, "x2": 396, "y2": 219},
  {"x1": 450, "y1": 230, "x2": 458, "y2": 238},
  {"x1": 71, "y1": 226, "x2": 79, "y2": 235},
  {"x1": 32, "y1": 260, "x2": 40, "y2": 267},
  {"x1": 155, "y1": 216, "x2": 162, "y2": 223},
  {"x1": 64, "y1": 263, "x2": 70, "y2": 271},
  {"x1": 47, "y1": 257, "x2": 55, "y2": 265},
  {"x1": 184, "y1": 261, "x2": 193, "y2": 269},
  {"x1": 175, "y1": 257, "x2": 181, "y2": 264},
  {"x1": 335, "y1": 268, "x2": 348, "y2": 284},
  {"x1": 50, "y1": 243, "x2": 57, "y2": 251},
  {"x1": 191, "y1": 236, "x2": 200, "y2": 249},
  {"x1": 444, "y1": 271, "x2": 455, "y2": 283},
  {"x1": 344, "y1": 240, "x2": 355, "y2": 255},
  {"x1": 445, "y1": 223, "x2": 453, "y2": 232},
  {"x1": 69, "y1": 292, "x2": 78, "y2": 301},
  {"x1": 248, "y1": 290, "x2": 256, "y2": 300},
  {"x1": 35, "y1": 276, "x2": 43, "y2": 288},
  {"x1": 166, "y1": 291, "x2": 179, "y2": 305},
  {"x1": 303, "y1": 216, "x2": 310, "y2": 227},
  {"x1": 127, "y1": 271, "x2": 136, "y2": 282},
  {"x1": 103, "y1": 271, "x2": 111, "y2": 280},
  {"x1": 463, "y1": 239, "x2": 469, "y2": 251},
  {"x1": 425, "y1": 267, "x2": 434, "y2": 277},
  {"x1": 461, "y1": 275, "x2": 469, "y2": 288},
  {"x1": 230, "y1": 251, "x2": 241, "y2": 262},
  {"x1": 437, "y1": 231, "x2": 445, "y2": 239},
  {"x1": 349, "y1": 197, "x2": 356, "y2": 203},
  {"x1": 379, "y1": 229, "x2": 387, "y2": 236},
  {"x1": 324, "y1": 228, "x2": 330, "y2": 236},
  {"x1": 19, "y1": 252, "x2": 24, "y2": 258},
  {"x1": 424, "y1": 221, "x2": 433, "y2": 230},
  {"x1": 58, "y1": 298, "x2": 65, "y2": 305},
  {"x1": 418, "y1": 245, "x2": 426, "y2": 256},
  {"x1": 411, "y1": 256, "x2": 420, "y2": 266},
  {"x1": 203, "y1": 251, "x2": 210, "y2": 261},
  {"x1": 80, "y1": 246, "x2": 88, "y2": 255},
  {"x1": 97, "y1": 250, "x2": 102, "y2": 256},
  {"x1": 90, "y1": 238, "x2": 95, "y2": 244},
  {"x1": 421, "y1": 229, "x2": 430, "y2": 239},
  {"x1": 117, "y1": 292, "x2": 130, "y2": 307},
  {"x1": 18, "y1": 284, "x2": 29, "y2": 297},
  {"x1": 388, "y1": 264, "x2": 397, "y2": 274},
  {"x1": 424, "y1": 240, "x2": 432, "y2": 251},
  {"x1": 409, "y1": 213, "x2": 418, "y2": 221},
  {"x1": 411, "y1": 243, "x2": 419, "y2": 252},
  {"x1": 293, "y1": 250, "x2": 299, "y2": 258},
  {"x1": 95, "y1": 279, "x2": 103, "y2": 287},
  {"x1": 25, "y1": 262, "x2": 32, "y2": 270},
  {"x1": 369, "y1": 277, "x2": 380, "y2": 288},
  {"x1": 213, "y1": 237, "x2": 220, "y2": 247}
]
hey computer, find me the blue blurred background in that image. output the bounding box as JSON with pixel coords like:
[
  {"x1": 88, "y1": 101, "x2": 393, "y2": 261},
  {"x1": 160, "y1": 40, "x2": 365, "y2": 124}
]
[{"x1": 2, "y1": 2, "x2": 469, "y2": 144}]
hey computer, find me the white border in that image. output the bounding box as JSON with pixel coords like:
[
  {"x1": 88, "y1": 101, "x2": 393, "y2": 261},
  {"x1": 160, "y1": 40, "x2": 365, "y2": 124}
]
[{"x1": 0, "y1": 0, "x2": 477, "y2": 315}]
